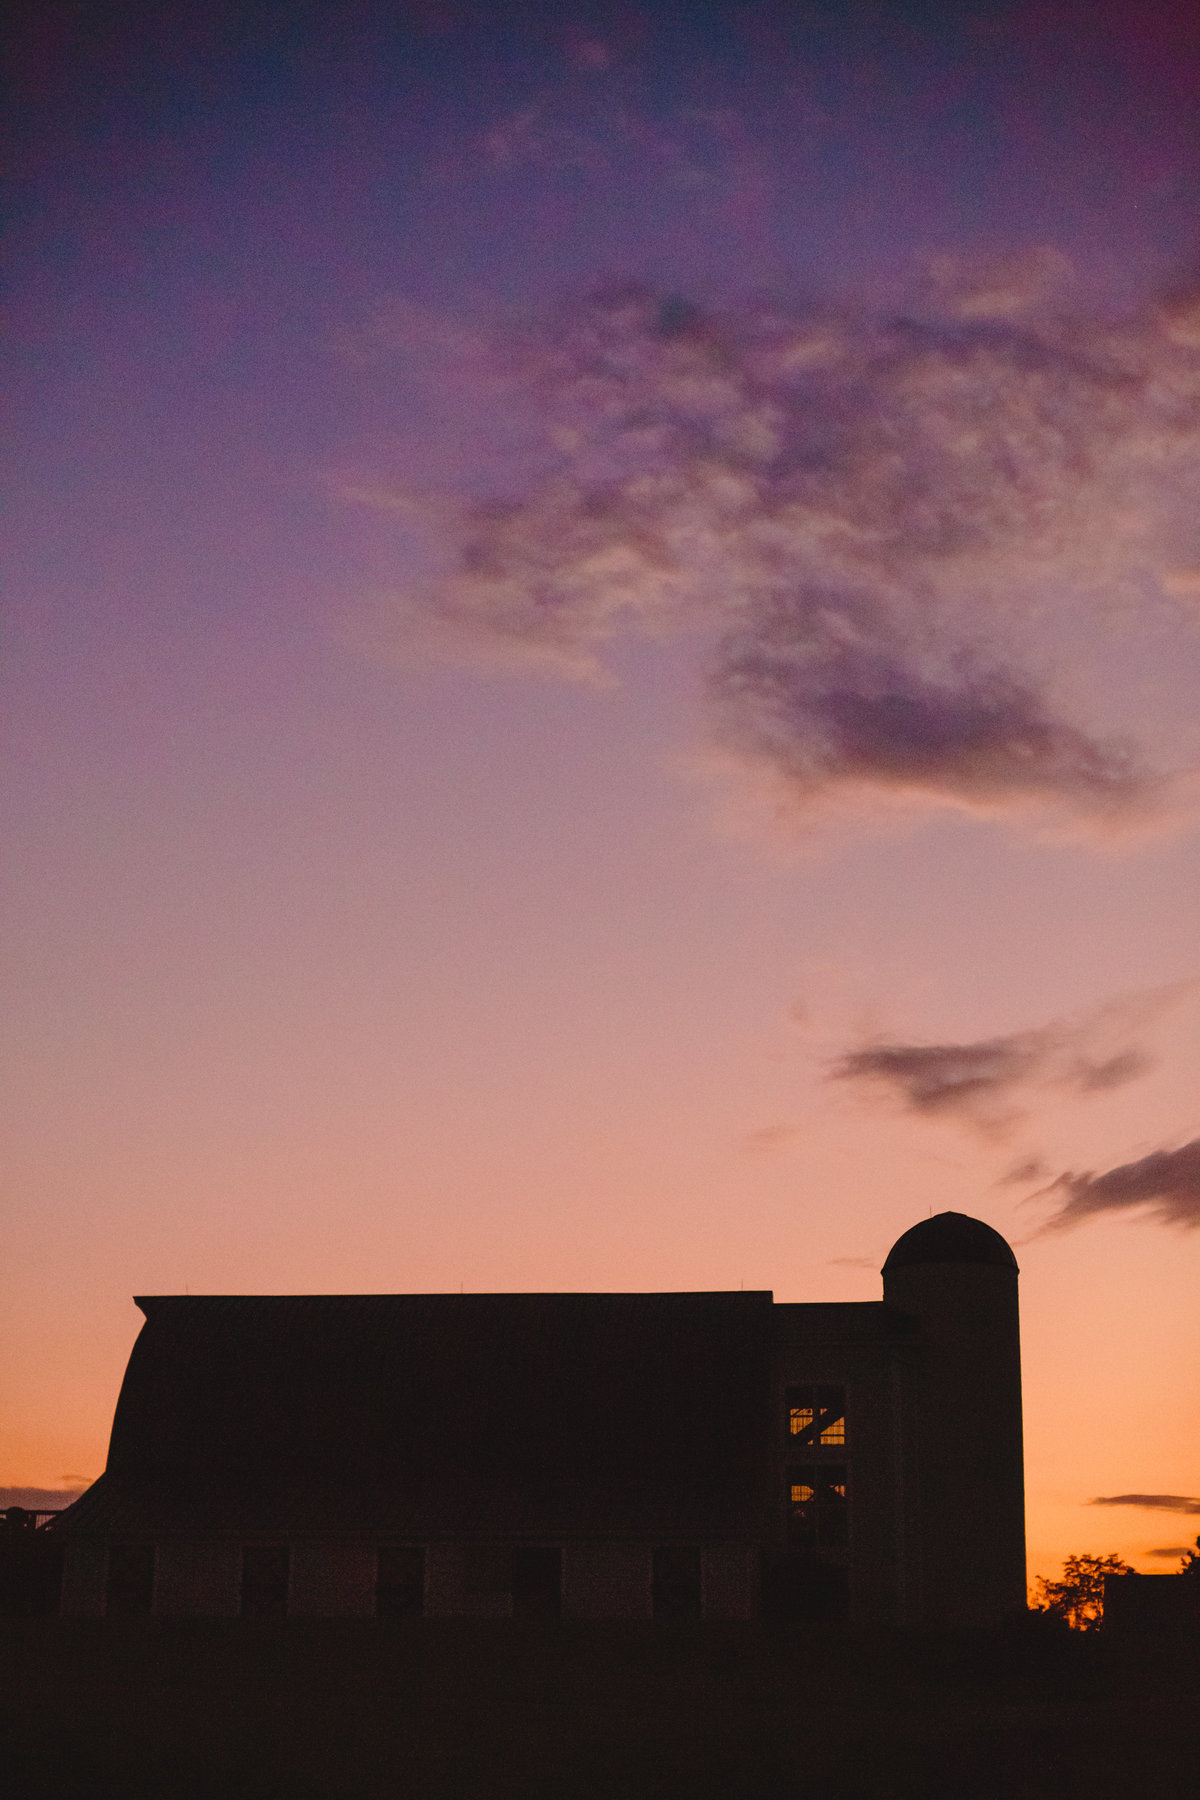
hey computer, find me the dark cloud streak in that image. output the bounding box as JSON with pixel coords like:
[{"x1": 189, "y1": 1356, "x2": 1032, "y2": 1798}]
[
  {"x1": 832, "y1": 1033, "x2": 1041, "y2": 1120},
  {"x1": 1090, "y1": 1494, "x2": 1200, "y2": 1514},
  {"x1": 828, "y1": 1010, "x2": 1155, "y2": 1132},
  {"x1": 708, "y1": 623, "x2": 1147, "y2": 815},
  {"x1": 1041, "y1": 1139, "x2": 1200, "y2": 1230}
]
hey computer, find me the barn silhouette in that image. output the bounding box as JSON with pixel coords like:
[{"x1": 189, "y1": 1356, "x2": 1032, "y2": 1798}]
[{"x1": 54, "y1": 1212, "x2": 1024, "y2": 1625}]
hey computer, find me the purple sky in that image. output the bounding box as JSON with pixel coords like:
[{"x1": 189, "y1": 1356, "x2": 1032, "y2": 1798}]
[{"x1": 4, "y1": 0, "x2": 1200, "y2": 1578}]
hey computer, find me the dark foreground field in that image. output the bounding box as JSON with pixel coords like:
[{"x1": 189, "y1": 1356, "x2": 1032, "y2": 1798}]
[{"x1": 3, "y1": 1618, "x2": 1197, "y2": 1800}]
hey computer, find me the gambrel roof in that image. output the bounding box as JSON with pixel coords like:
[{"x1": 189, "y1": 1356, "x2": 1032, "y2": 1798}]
[{"x1": 58, "y1": 1291, "x2": 775, "y2": 1539}]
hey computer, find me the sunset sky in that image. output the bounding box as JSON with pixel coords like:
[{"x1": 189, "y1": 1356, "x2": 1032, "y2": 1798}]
[{"x1": 4, "y1": 0, "x2": 1199, "y2": 1586}]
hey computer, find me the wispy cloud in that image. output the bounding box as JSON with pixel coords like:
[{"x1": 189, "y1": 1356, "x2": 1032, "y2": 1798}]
[
  {"x1": 1090, "y1": 1494, "x2": 1200, "y2": 1514},
  {"x1": 741, "y1": 1122, "x2": 800, "y2": 1152},
  {"x1": 832, "y1": 1032, "x2": 1046, "y2": 1129},
  {"x1": 358, "y1": 267, "x2": 1200, "y2": 828},
  {"x1": 827, "y1": 1000, "x2": 1159, "y2": 1135},
  {"x1": 1000, "y1": 1156, "x2": 1051, "y2": 1185},
  {"x1": 1040, "y1": 1139, "x2": 1200, "y2": 1231}
]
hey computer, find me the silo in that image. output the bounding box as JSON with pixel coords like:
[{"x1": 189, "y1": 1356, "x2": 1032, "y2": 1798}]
[{"x1": 882, "y1": 1213, "x2": 1026, "y2": 1626}]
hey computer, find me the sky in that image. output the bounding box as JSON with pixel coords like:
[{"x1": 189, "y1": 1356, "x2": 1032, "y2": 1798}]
[{"x1": 3, "y1": 0, "x2": 1199, "y2": 1586}]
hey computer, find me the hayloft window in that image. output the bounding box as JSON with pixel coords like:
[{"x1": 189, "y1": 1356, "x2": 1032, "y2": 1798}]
[
  {"x1": 105, "y1": 1543, "x2": 154, "y2": 1616},
  {"x1": 376, "y1": 1546, "x2": 425, "y2": 1619},
  {"x1": 787, "y1": 1464, "x2": 848, "y2": 1548},
  {"x1": 240, "y1": 1545, "x2": 289, "y2": 1618},
  {"x1": 787, "y1": 1384, "x2": 846, "y2": 1446}
]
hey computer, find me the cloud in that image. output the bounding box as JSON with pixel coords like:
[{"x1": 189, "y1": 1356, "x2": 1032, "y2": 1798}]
[
  {"x1": 360, "y1": 269, "x2": 1200, "y2": 827},
  {"x1": 1090, "y1": 1494, "x2": 1200, "y2": 1514},
  {"x1": 827, "y1": 1002, "x2": 1156, "y2": 1134},
  {"x1": 1149, "y1": 1546, "x2": 1193, "y2": 1559},
  {"x1": 1040, "y1": 1138, "x2": 1200, "y2": 1230},
  {"x1": 832, "y1": 1033, "x2": 1043, "y2": 1126},
  {"x1": 921, "y1": 246, "x2": 1077, "y2": 321},
  {"x1": 741, "y1": 1123, "x2": 799, "y2": 1151},
  {"x1": 1072, "y1": 1049, "x2": 1152, "y2": 1092},
  {"x1": 708, "y1": 612, "x2": 1149, "y2": 816},
  {"x1": 0, "y1": 1486, "x2": 87, "y2": 1510},
  {"x1": 1001, "y1": 1156, "x2": 1050, "y2": 1185},
  {"x1": 829, "y1": 1255, "x2": 877, "y2": 1269}
]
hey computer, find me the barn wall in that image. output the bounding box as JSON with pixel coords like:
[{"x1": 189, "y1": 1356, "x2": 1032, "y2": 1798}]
[
  {"x1": 59, "y1": 1537, "x2": 106, "y2": 1616},
  {"x1": 564, "y1": 1541, "x2": 650, "y2": 1618},
  {"x1": 290, "y1": 1538, "x2": 376, "y2": 1617},
  {"x1": 424, "y1": 1541, "x2": 506, "y2": 1617},
  {"x1": 154, "y1": 1537, "x2": 239, "y2": 1616},
  {"x1": 702, "y1": 1543, "x2": 756, "y2": 1620},
  {"x1": 62, "y1": 1533, "x2": 761, "y2": 1619}
]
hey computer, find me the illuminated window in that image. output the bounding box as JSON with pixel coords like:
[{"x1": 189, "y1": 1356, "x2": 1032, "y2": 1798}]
[
  {"x1": 790, "y1": 1401, "x2": 816, "y2": 1438},
  {"x1": 786, "y1": 1384, "x2": 846, "y2": 1446},
  {"x1": 787, "y1": 1464, "x2": 848, "y2": 1548}
]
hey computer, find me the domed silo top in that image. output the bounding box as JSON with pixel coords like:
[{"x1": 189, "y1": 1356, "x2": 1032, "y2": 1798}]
[{"x1": 883, "y1": 1212, "x2": 1018, "y2": 1272}]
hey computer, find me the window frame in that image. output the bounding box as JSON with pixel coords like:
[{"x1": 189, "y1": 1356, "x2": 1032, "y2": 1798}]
[
  {"x1": 786, "y1": 1461, "x2": 849, "y2": 1549},
  {"x1": 785, "y1": 1383, "x2": 847, "y2": 1448}
]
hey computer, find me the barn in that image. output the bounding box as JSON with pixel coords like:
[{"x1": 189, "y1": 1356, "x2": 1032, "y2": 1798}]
[{"x1": 54, "y1": 1211, "x2": 1025, "y2": 1625}]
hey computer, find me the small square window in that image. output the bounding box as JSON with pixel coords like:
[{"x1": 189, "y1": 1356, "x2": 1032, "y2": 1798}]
[{"x1": 786, "y1": 1384, "x2": 846, "y2": 1446}]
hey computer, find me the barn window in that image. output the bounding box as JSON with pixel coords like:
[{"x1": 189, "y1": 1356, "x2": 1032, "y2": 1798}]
[
  {"x1": 787, "y1": 1464, "x2": 849, "y2": 1548},
  {"x1": 787, "y1": 1384, "x2": 846, "y2": 1446},
  {"x1": 789, "y1": 1398, "x2": 816, "y2": 1438}
]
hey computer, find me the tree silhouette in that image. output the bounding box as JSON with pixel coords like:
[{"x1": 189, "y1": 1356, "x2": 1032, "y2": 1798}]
[
  {"x1": 1032, "y1": 1552, "x2": 1132, "y2": 1629},
  {"x1": 1179, "y1": 1535, "x2": 1200, "y2": 1577}
]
